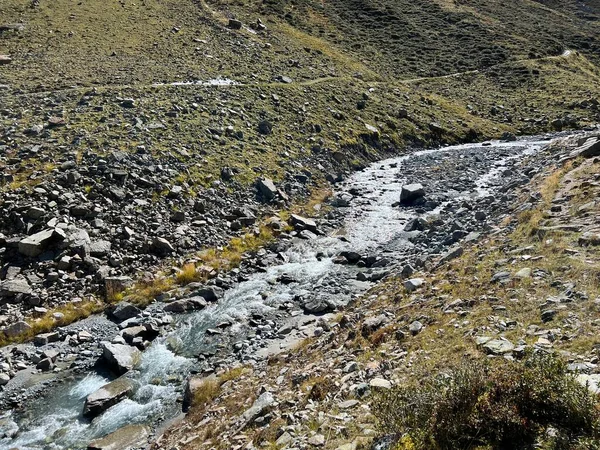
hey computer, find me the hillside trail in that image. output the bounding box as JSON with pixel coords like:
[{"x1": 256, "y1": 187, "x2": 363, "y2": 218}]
[{"x1": 0, "y1": 0, "x2": 575, "y2": 103}]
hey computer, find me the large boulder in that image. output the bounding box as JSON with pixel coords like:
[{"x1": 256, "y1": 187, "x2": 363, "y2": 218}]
[
  {"x1": 399, "y1": 184, "x2": 425, "y2": 205},
  {"x1": 101, "y1": 342, "x2": 141, "y2": 375},
  {"x1": 83, "y1": 378, "x2": 135, "y2": 417},
  {"x1": 193, "y1": 287, "x2": 223, "y2": 303},
  {"x1": 18, "y1": 228, "x2": 63, "y2": 257},
  {"x1": 87, "y1": 424, "x2": 150, "y2": 450},
  {"x1": 257, "y1": 178, "x2": 278, "y2": 201}
]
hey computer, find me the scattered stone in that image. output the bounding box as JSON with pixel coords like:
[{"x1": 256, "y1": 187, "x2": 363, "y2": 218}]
[
  {"x1": 482, "y1": 339, "x2": 514, "y2": 355},
  {"x1": 409, "y1": 320, "x2": 423, "y2": 335},
  {"x1": 404, "y1": 278, "x2": 424, "y2": 292},
  {"x1": 369, "y1": 378, "x2": 392, "y2": 389},
  {"x1": 239, "y1": 392, "x2": 275, "y2": 429},
  {"x1": 150, "y1": 237, "x2": 175, "y2": 256},
  {"x1": 228, "y1": 19, "x2": 242, "y2": 29}
]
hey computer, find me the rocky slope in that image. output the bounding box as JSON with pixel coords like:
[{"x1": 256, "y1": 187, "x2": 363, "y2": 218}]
[
  {"x1": 1, "y1": 0, "x2": 600, "y2": 448},
  {"x1": 153, "y1": 133, "x2": 600, "y2": 450}
]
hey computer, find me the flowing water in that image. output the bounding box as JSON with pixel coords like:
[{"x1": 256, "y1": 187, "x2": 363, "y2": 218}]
[{"x1": 0, "y1": 137, "x2": 557, "y2": 450}]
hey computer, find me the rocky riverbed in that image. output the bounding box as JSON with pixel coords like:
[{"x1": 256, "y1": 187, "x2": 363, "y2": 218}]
[{"x1": 0, "y1": 131, "x2": 597, "y2": 449}]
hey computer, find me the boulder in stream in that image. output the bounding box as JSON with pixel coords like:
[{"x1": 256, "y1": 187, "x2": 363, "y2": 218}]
[
  {"x1": 101, "y1": 342, "x2": 141, "y2": 375},
  {"x1": 83, "y1": 378, "x2": 135, "y2": 417},
  {"x1": 399, "y1": 183, "x2": 425, "y2": 205}
]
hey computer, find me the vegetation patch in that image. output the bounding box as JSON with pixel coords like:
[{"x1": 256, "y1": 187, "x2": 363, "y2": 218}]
[{"x1": 373, "y1": 354, "x2": 600, "y2": 450}]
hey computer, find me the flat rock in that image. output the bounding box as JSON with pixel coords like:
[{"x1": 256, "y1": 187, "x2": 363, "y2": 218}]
[
  {"x1": 84, "y1": 378, "x2": 135, "y2": 417},
  {"x1": 572, "y1": 135, "x2": 600, "y2": 158},
  {"x1": 18, "y1": 228, "x2": 61, "y2": 257},
  {"x1": 0, "y1": 277, "x2": 31, "y2": 297},
  {"x1": 482, "y1": 339, "x2": 514, "y2": 355},
  {"x1": 369, "y1": 378, "x2": 392, "y2": 389},
  {"x1": 87, "y1": 424, "x2": 150, "y2": 450},
  {"x1": 290, "y1": 214, "x2": 318, "y2": 233},
  {"x1": 164, "y1": 296, "x2": 207, "y2": 313}
]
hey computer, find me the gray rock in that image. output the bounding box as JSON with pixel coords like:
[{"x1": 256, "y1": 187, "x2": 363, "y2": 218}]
[
  {"x1": 409, "y1": 320, "x2": 423, "y2": 335},
  {"x1": 193, "y1": 287, "x2": 223, "y2": 303},
  {"x1": 404, "y1": 278, "x2": 424, "y2": 292},
  {"x1": 164, "y1": 297, "x2": 208, "y2": 313},
  {"x1": 491, "y1": 271, "x2": 511, "y2": 283},
  {"x1": 26, "y1": 206, "x2": 46, "y2": 220},
  {"x1": 404, "y1": 217, "x2": 428, "y2": 232},
  {"x1": 90, "y1": 240, "x2": 112, "y2": 257},
  {"x1": 34, "y1": 331, "x2": 60, "y2": 346},
  {"x1": 257, "y1": 120, "x2": 273, "y2": 135},
  {"x1": 361, "y1": 314, "x2": 388, "y2": 337},
  {"x1": 0, "y1": 373, "x2": 10, "y2": 385},
  {"x1": 369, "y1": 378, "x2": 392, "y2": 389},
  {"x1": 399, "y1": 184, "x2": 425, "y2": 205},
  {"x1": 36, "y1": 358, "x2": 54, "y2": 371},
  {"x1": 110, "y1": 302, "x2": 141, "y2": 322},
  {"x1": 257, "y1": 178, "x2": 278, "y2": 201},
  {"x1": 150, "y1": 237, "x2": 175, "y2": 256},
  {"x1": 83, "y1": 378, "x2": 135, "y2": 417},
  {"x1": 0, "y1": 277, "x2": 31, "y2": 297},
  {"x1": 482, "y1": 339, "x2": 514, "y2": 355},
  {"x1": 240, "y1": 392, "x2": 275, "y2": 428},
  {"x1": 18, "y1": 229, "x2": 61, "y2": 257},
  {"x1": 3, "y1": 321, "x2": 32, "y2": 338},
  {"x1": 228, "y1": 18, "x2": 242, "y2": 29},
  {"x1": 101, "y1": 342, "x2": 141, "y2": 375},
  {"x1": 579, "y1": 231, "x2": 600, "y2": 246},
  {"x1": 308, "y1": 434, "x2": 325, "y2": 446},
  {"x1": 573, "y1": 136, "x2": 600, "y2": 158},
  {"x1": 438, "y1": 246, "x2": 463, "y2": 265},
  {"x1": 87, "y1": 424, "x2": 150, "y2": 450},
  {"x1": 290, "y1": 214, "x2": 317, "y2": 233},
  {"x1": 541, "y1": 309, "x2": 557, "y2": 323}
]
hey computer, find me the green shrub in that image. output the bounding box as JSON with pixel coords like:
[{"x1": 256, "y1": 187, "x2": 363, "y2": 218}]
[{"x1": 372, "y1": 354, "x2": 600, "y2": 450}]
